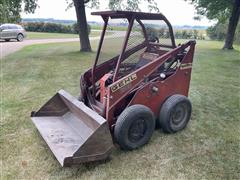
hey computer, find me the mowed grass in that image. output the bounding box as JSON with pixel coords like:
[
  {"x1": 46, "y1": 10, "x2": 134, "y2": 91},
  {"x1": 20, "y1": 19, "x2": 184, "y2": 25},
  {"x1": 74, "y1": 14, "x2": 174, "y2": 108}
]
[
  {"x1": 26, "y1": 31, "x2": 101, "y2": 39},
  {"x1": 1, "y1": 40, "x2": 240, "y2": 179}
]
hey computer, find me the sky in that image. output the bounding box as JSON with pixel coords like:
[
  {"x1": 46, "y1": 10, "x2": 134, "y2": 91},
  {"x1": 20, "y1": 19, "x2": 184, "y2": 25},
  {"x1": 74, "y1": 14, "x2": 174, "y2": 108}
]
[{"x1": 22, "y1": 0, "x2": 214, "y2": 26}]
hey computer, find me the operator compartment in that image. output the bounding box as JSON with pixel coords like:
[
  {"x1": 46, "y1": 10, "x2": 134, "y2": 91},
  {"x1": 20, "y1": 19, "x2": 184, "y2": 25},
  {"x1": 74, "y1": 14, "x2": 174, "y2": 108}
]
[{"x1": 82, "y1": 15, "x2": 186, "y2": 114}]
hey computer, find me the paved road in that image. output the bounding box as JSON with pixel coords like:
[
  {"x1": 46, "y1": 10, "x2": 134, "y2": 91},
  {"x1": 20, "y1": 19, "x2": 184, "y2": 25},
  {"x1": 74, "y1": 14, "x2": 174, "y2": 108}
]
[
  {"x1": 0, "y1": 38, "x2": 80, "y2": 58},
  {"x1": 0, "y1": 31, "x2": 125, "y2": 58}
]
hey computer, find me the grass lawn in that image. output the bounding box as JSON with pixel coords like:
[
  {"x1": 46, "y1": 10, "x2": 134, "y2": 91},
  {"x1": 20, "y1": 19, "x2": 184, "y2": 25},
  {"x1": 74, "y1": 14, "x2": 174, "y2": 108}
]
[
  {"x1": 26, "y1": 31, "x2": 101, "y2": 39},
  {"x1": 1, "y1": 40, "x2": 240, "y2": 179}
]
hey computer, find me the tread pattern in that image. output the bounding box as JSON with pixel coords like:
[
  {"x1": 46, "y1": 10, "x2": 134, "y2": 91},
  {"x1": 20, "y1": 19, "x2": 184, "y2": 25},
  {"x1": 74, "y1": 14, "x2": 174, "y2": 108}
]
[
  {"x1": 114, "y1": 104, "x2": 155, "y2": 150},
  {"x1": 158, "y1": 94, "x2": 192, "y2": 133}
]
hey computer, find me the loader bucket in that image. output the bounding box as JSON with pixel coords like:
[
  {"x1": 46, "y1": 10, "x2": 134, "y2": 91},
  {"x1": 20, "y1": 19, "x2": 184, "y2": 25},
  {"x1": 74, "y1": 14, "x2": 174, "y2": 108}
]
[{"x1": 31, "y1": 90, "x2": 113, "y2": 167}]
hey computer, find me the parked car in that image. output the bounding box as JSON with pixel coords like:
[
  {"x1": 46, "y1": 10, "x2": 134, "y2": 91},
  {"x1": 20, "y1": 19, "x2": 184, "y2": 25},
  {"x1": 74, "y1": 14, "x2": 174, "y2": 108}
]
[{"x1": 0, "y1": 24, "x2": 27, "y2": 42}]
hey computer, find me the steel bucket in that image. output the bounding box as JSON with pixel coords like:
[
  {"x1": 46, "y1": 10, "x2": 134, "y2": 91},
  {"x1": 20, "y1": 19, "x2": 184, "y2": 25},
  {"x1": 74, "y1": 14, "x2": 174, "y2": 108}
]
[{"x1": 31, "y1": 90, "x2": 113, "y2": 167}]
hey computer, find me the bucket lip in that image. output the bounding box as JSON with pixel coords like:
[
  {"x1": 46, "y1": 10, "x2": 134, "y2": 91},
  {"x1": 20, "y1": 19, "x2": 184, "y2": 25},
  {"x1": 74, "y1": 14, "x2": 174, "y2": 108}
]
[
  {"x1": 31, "y1": 115, "x2": 113, "y2": 167},
  {"x1": 58, "y1": 89, "x2": 106, "y2": 125},
  {"x1": 63, "y1": 145, "x2": 114, "y2": 166},
  {"x1": 31, "y1": 114, "x2": 112, "y2": 167}
]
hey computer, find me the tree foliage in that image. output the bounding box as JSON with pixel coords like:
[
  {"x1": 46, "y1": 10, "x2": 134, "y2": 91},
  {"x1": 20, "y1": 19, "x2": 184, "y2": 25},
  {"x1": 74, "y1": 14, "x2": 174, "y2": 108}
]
[
  {"x1": 108, "y1": 0, "x2": 159, "y2": 12},
  {"x1": 0, "y1": 0, "x2": 38, "y2": 23},
  {"x1": 66, "y1": 0, "x2": 159, "y2": 12},
  {"x1": 186, "y1": 0, "x2": 240, "y2": 49},
  {"x1": 207, "y1": 22, "x2": 240, "y2": 44},
  {"x1": 186, "y1": 0, "x2": 233, "y2": 22},
  {"x1": 207, "y1": 22, "x2": 228, "y2": 40},
  {"x1": 66, "y1": 0, "x2": 159, "y2": 13}
]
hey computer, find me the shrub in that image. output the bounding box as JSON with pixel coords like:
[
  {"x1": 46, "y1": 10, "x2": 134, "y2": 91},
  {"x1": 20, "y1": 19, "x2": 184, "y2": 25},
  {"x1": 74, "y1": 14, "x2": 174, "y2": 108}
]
[
  {"x1": 207, "y1": 22, "x2": 227, "y2": 41},
  {"x1": 24, "y1": 22, "x2": 45, "y2": 32},
  {"x1": 145, "y1": 26, "x2": 204, "y2": 40},
  {"x1": 207, "y1": 22, "x2": 240, "y2": 44},
  {"x1": 235, "y1": 24, "x2": 240, "y2": 44},
  {"x1": 145, "y1": 26, "x2": 159, "y2": 41},
  {"x1": 174, "y1": 29, "x2": 205, "y2": 40},
  {"x1": 73, "y1": 23, "x2": 91, "y2": 35},
  {"x1": 23, "y1": 22, "x2": 91, "y2": 35}
]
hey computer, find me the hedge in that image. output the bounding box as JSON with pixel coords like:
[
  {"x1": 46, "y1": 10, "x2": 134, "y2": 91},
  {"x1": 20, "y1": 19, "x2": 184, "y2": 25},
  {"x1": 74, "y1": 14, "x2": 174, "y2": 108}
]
[{"x1": 22, "y1": 22, "x2": 91, "y2": 35}]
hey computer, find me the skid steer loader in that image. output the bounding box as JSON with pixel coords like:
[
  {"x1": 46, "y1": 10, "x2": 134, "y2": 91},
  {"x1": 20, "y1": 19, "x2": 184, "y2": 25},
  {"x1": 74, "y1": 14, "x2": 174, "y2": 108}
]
[{"x1": 31, "y1": 11, "x2": 196, "y2": 167}]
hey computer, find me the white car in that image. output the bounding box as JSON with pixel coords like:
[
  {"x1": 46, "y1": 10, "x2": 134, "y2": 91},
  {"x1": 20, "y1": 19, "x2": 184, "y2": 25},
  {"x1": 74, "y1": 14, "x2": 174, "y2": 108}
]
[{"x1": 0, "y1": 24, "x2": 27, "y2": 42}]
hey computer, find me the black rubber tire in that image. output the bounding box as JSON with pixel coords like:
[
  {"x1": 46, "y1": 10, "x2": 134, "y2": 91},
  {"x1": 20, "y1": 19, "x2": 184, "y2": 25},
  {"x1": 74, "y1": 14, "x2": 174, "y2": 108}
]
[
  {"x1": 158, "y1": 94, "x2": 192, "y2": 133},
  {"x1": 114, "y1": 104, "x2": 155, "y2": 150},
  {"x1": 5, "y1": 39, "x2": 10, "y2": 42},
  {"x1": 17, "y1": 34, "x2": 24, "y2": 42}
]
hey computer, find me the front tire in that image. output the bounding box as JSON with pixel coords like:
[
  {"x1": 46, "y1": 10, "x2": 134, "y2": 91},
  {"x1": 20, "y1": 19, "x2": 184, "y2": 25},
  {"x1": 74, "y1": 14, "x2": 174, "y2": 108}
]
[
  {"x1": 17, "y1": 34, "x2": 24, "y2": 42},
  {"x1": 114, "y1": 105, "x2": 155, "y2": 150},
  {"x1": 158, "y1": 94, "x2": 192, "y2": 133}
]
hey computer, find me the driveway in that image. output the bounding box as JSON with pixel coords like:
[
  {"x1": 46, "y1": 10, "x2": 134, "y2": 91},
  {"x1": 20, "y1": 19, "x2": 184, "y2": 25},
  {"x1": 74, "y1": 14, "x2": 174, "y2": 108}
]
[
  {"x1": 0, "y1": 38, "x2": 80, "y2": 58},
  {"x1": 0, "y1": 31, "x2": 125, "y2": 58}
]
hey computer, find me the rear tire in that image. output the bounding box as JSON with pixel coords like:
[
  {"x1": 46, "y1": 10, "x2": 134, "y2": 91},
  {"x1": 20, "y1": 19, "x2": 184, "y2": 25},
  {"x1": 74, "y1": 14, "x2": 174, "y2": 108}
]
[
  {"x1": 5, "y1": 39, "x2": 10, "y2": 42},
  {"x1": 114, "y1": 104, "x2": 155, "y2": 150},
  {"x1": 17, "y1": 34, "x2": 24, "y2": 42},
  {"x1": 158, "y1": 94, "x2": 192, "y2": 133}
]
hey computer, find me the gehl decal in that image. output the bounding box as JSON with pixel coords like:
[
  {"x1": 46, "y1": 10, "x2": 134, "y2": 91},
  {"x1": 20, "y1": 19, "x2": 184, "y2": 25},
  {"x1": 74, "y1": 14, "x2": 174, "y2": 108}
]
[
  {"x1": 111, "y1": 74, "x2": 137, "y2": 92},
  {"x1": 180, "y1": 63, "x2": 192, "y2": 70}
]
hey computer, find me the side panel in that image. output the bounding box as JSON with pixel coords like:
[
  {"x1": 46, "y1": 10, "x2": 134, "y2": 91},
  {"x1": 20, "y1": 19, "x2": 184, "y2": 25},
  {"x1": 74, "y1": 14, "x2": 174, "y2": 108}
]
[
  {"x1": 128, "y1": 66, "x2": 192, "y2": 117},
  {"x1": 11, "y1": 27, "x2": 18, "y2": 38},
  {"x1": 128, "y1": 44, "x2": 194, "y2": 116},
  {"x1": 1, "y1": 29, "x2": 10, "y2": 38}
]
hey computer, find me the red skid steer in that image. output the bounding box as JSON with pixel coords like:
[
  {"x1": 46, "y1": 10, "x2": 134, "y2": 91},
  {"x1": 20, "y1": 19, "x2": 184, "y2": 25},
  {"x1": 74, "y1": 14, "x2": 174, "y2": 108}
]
[{"x1": 31, "y1": 11, "x2": 196, "y2": 167}]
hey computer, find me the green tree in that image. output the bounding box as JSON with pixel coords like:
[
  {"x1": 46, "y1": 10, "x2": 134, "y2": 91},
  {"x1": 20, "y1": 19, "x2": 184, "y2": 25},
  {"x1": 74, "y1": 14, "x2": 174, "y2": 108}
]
[
  {"x1": 0, "y1": 0, "x2": 38, "y2": 23},
  {"x1": 185, "y1": 0, "x2": 240, "y2": 49},
  {"x1": 207, "y1": 22, "x2": 228, "y2": 40},
  {"x1": 67, "y1": 0, "x2": 159, "y2": 52},
  {"x1": 207, "y1": 21, "x2": 240, "y2": 44},
  {"x1": 193, "y1": 29, "x2": 198, "y2": 39}
]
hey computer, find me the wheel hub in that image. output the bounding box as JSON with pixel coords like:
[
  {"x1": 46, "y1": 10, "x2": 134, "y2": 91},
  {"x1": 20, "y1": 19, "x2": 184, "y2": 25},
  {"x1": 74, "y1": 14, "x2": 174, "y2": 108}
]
[
  {"x1": 128, "y1": 119, "x2": 146, "y2": 142},
  {"x1": 170, "y1": 103, "x2": 188, "y2": 129}
]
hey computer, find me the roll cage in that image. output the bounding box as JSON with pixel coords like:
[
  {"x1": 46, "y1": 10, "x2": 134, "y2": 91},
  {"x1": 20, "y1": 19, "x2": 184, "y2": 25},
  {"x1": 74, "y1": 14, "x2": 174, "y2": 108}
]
[{"x1": 91, "y1": 10, "x2": 176, "y2": 85}]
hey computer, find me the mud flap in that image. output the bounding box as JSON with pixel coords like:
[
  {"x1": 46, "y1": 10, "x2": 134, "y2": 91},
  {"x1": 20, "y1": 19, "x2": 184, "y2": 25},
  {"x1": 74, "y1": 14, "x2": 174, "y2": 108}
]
[{"x1": 31, "y1": 90, "x2": 113, "y2": 167}]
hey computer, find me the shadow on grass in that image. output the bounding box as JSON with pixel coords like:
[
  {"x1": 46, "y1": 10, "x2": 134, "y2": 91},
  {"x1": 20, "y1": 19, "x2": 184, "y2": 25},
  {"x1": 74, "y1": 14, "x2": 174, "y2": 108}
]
[{"x1": 73, "y1": 157, "x2": 112, "y2": 170}]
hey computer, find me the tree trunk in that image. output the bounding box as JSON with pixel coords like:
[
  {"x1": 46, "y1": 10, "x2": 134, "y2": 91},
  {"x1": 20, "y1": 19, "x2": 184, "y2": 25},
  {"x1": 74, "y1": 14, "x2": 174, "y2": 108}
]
[
  {"x1": 223, "y1": 0, "x2": 240, "y2": 49},
  {"x1": 73, "y1": 0, "x2": 92, "y2": 52}
]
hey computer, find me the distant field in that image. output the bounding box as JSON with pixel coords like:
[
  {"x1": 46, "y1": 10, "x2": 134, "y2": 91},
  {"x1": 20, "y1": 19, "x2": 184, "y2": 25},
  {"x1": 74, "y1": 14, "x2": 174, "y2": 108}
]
[
  {"x1": 1, "y1": 40, "x2": 239, "y2": 179},
  {"x1": 26, "y1": 31, "x2": 101, "y2": 39},
  {"x1": 92, "y1": 24, "x2": 127, "y2": 31}
]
